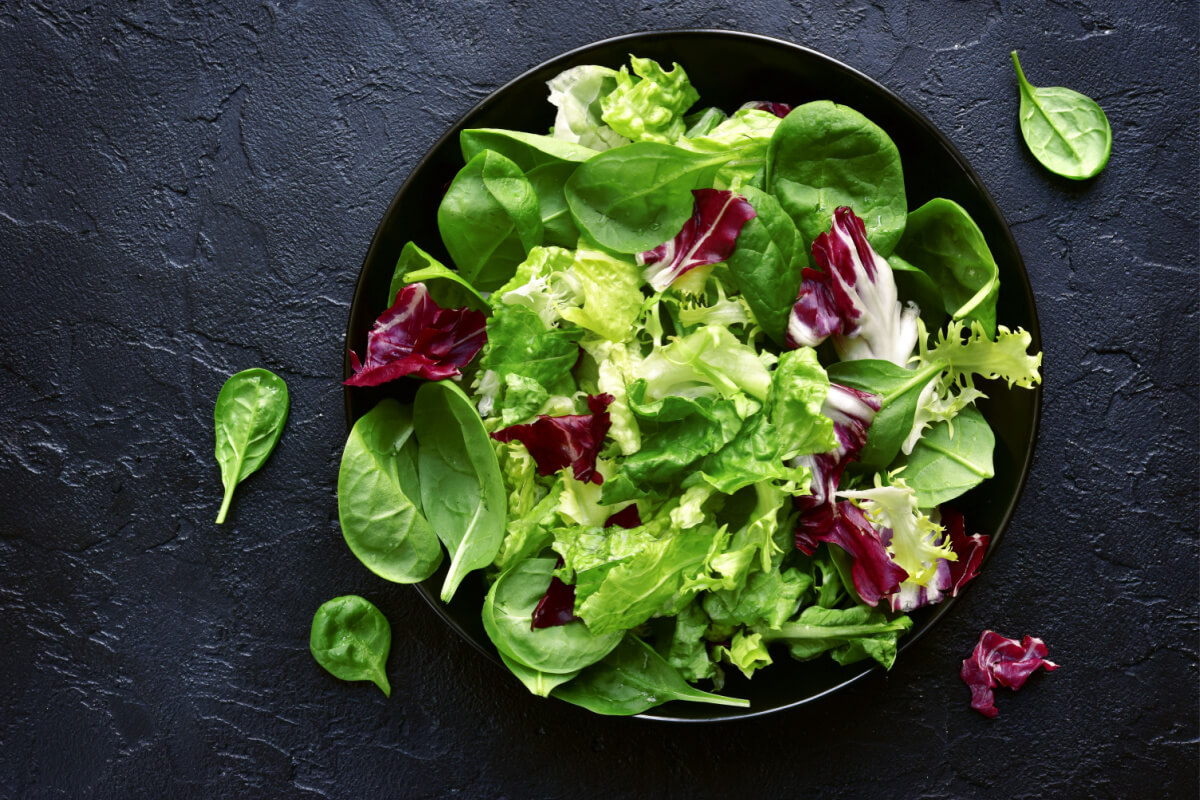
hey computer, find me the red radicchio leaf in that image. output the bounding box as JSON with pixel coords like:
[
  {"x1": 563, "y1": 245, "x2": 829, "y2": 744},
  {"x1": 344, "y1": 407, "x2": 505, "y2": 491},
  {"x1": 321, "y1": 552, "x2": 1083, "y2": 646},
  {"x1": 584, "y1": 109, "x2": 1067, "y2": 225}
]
[
  {"x1": 785, "y1": 206, "x2": 918, "y2": 366},
  {"x1": 815, "y1": 501, "x2": 909, "y2": 606},
  {"x1": 490, "y1": 394, "x2": 614, "y2": 484},
  {"x1": 943, "y1": 506, "x2": 990, "y2": 597},
  {"x1": 637, "y1": 189, "x2": 757, "y2": 292},
  {"x1": 744, "y1": 101, "x2": 794, "y2": 118},
  {"x1": 531, "y1": 573, "x2": 580, "y2": 629},
  {"x1": 345, "y1": 283, "x2": 486, "y2": 386},
  {"x1": 961, "y1": 631, "x2": 1059, "y2": 718},
  {"x1": 604, "y1": 504, "x2": 642, "y2": 529}
]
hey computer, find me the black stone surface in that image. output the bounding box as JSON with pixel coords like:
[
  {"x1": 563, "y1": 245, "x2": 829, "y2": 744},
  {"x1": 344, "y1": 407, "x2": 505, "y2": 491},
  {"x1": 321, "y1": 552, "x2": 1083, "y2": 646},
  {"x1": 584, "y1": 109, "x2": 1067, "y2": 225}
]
[{"x1": 1, "y1": 2, "x2": 1196, "y2": 797}]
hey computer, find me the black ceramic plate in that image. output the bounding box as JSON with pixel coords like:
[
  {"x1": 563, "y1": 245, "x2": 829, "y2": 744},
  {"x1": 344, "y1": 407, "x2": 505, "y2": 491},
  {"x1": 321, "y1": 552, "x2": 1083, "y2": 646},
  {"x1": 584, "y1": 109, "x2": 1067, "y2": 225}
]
[{"x1": 344, "y1": 30, "x2": 1041, "y2": 722}]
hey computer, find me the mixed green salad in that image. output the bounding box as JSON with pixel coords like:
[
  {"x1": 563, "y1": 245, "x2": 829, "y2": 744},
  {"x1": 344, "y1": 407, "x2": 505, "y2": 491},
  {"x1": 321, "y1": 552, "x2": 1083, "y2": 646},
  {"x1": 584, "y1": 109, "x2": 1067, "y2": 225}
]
[{"x1": 337, "y1": 55, "x2": 1041, "y2": 714}]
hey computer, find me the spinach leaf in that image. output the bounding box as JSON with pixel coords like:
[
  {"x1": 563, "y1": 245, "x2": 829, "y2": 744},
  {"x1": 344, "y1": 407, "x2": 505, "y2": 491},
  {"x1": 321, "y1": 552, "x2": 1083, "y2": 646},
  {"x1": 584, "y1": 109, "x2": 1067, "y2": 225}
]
[
  {"x1": 893, "y1": 404, "x2": 995, "y2": 506},
  {"x1": 460, "y1": 128, "x2": 597, "y2": 170},
  {"x1": 826, "y1": 360, "x2": 942, "y2": 471},
  {"x1": 309, "y1": 595, "x2": 392, "y2": 696},
  {"x1": 526, "y1": 161, "x2": 582, "y2": 249},
  {"x1": 413, "y1": 380, "x2": 507, "y2": 602},
  {"x1": 438, "y1": 150, "x2": 543, "y2": 291},
  {"x1": 389, "y1": 241, "x2": 487, "y2": 311},
  {"x1": 892, "y1": 198, "x2": 999, "y2": 338},
  {"x1": 565, "y1": 142, "x2": 729, "y2": 253},
  {"x1": 338, "y1": 399, "x2": 443, "y2": 584},
  {"x1": 213, "y1": 368, "x2": 288, "y2": 524},
  {"x1": 498, "y1": 651, "x2": 580, "y2": 697},
  {"x1": 724, "y1": 185, "x2": 808, "y2": 345},
  {"x1": 889, "y1": 252, "x2": 947, "y2": 330},
  {"x1": 756, "y1": 605, "x2": 912, "y2": 669},
  {"x1": 765, "y1": 100, "x2": 907, "y2": 255},
  {"x1": 1011, "y1": 51, "x2": 1112, "y2": 180},
  {"x1": 482, "y1": 557, "x2": 623, "y2": 674},
  {"x1": 552, "y1": 635, "x2": 748, "y2": 715}
]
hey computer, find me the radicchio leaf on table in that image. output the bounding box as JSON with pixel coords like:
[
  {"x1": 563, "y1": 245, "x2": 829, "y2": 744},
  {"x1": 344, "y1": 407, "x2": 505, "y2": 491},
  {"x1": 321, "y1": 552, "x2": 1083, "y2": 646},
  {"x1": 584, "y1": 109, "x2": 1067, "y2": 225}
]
[
  {"x1": 785, "y1": 206, "x2": 919, "y2": 366},
  {"x1": 491, "y1": 394, "x2": 614, "y2": 484},
  {"x1": 961, "y1": 631, "x2": 1059, "y2": 718},
  {"x1": 345, "y1": 283, "x2": 486, "y2": 386},
  {"x1": 638, "y1": 189, "x2": 756, "y2": 292}
]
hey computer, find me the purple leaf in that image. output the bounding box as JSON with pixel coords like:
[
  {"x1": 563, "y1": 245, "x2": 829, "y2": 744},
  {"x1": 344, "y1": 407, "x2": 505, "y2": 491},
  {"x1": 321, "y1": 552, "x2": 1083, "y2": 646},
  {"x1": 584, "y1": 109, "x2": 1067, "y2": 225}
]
[
  {"x1": 491, "y1": 394, "x2": 614, "y2": 484},
  {"x1": 785, "y1": 206, "x2": 919, "y2": 365},
  {"x1": 637, "y1": 189, "x2": 757, "y2": 291},
  {"x1": 345, "y1": 283, "x2": 486, "y2": 386},
  {"x1": 961, "y1": 631, "x2": 1059, "y2": 718},
  {"x1": 531, "y1": 574, "x2": 580, "y2": 629},
  {"x1": 742, "y1": 100, "x2": 794, "y2": 118},
  {"x1": 604, "y1": 504, "x2": 642, "y2": 529},
  {"x1": 887, "y1": 507, "x2": 990, "y2": 612}
]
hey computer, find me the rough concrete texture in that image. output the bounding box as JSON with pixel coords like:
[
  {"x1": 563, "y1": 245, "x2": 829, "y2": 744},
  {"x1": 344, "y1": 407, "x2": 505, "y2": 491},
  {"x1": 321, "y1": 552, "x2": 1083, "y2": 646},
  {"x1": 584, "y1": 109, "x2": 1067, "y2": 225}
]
[{"x1": 0, "y1": 1, "x2": 1196, "y2": 797}]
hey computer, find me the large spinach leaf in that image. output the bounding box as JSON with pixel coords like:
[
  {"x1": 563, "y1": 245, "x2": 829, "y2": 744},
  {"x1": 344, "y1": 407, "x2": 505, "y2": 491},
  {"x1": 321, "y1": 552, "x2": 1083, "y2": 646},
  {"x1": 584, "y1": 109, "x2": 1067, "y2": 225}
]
[
  {"x1": 213, "y1": 368, "x2": 288, "y2": 524},
  {"x1": 565, "y1": 142, "x2": 729, "y2": 253},
  {"x1": 552, "y1": 634, "x2": 748, "y2": 715},
  {"x1": 338, "y1": 399, "x2": 443, "y2": 584},
  {"x1": 765, "y1": 100, "x2": 907, "y2": 255},
  {"x1": 414, "y1": 380, "x2": 507, "y2": 602},
  {"x1": 826, "y1": 359, "x2": 942, "y2": 471},
  {"x1": 309, "y1": 595, "x2": 392, "y2": 697},
  {"x1": 460, "y1": 128, "x2": 597, "y2": 170},
  {"x1": 1011, "y1": 51, "x2": 1112, "y2": 180},
  {"x1": 893, "y1": 404, "x2": 995, "y2": 506},
  {"x1": 893, "y1": 198, "x2": 999, "y2": 338},
  {"x1": 482, "y1": 557, "x2": 623, "y2": 674},
  {"x1": 438, "y1": 150, "x2": 543, "y2": 291},
  {"x1": 724, "y1": 185, "x2": 808, "y2": 345}
]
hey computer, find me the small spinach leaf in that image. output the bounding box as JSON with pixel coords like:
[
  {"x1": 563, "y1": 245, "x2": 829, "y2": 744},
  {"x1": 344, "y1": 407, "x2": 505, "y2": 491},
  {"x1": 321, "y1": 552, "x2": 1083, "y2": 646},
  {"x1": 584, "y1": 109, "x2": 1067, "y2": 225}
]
[
  {"x1": 765, "y1": 100, "x2": 907, "y2": 255},
  {"x1": 338, "y1": 399, "x2": 443, "y2": 584},
  {"x1": 1011, "y1": 51, "x2": 1112, "y2": 180},
  {"x1": 565, "y1": 142, "x2": 729, "y2": 253},
  {"x1": 724, "y1": 185, "x2": 809, "y2": 345},
  {"x1": 498, "y1": 651, "x2": 581, "y2": 697},
  {"x1": 893, "y1": 404, "x2": 995, "y2": 506},
  {"x1": 826, "y1": 360, "x2": 942, "y2": 471},
  {"x1": 552, "y1": 634, "x2": 749, "y2": 715},
  {"x1": 213, "y1": 368, "x2": 288, "y2": 524},
  {"x1": 309, "y1": 595, "x2": 392, "y2": 696},
  {"x1": 389, "y1": 241, "x2": 487, "y2": 311},
  {"x1": 414, "y1": 380, "x2": 507, "y2": 602},
  {"x1": 483, "y1": 558, "x2": 623, "y2": 675},
  {"x1": 438, "y1": 150, "x2": 543, "y2": 291},
  {"x1": 526, "y1": 161, "x2": 581, "y2": 248},
  {"x1": 892, "y1": 198, "x2": 999, "y2": 338}
]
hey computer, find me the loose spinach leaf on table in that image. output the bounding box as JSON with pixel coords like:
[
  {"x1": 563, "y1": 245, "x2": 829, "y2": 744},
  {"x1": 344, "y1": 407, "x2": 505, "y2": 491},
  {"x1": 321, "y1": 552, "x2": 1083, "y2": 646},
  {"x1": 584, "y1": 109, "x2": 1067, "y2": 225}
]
[
  {"x1": 765, "y1": 100, "x2": 907, "y2": 255},
  {"x1": 213, "y1": 368, "x2": 289, "y2": 524},
  {"x1": 460, "y1": 128, "x2": 597, "y2": 171},
  {"x1": 438, "y1": 150, "x2": 543, "y2": 291},
  {"x1": 552, "y1": 634, "x2": 749, "y2": 715},
  {"x1": 482, "y1": 557, "x2": 623, "y2": 674},
  {"x1": 826, "y1": 359, "x2": 942, "y2": 471},
  {"x1": 338, "y1": 399, "x2": 443, "y2": 584},
  {"x1": 1011, "y1": 50, "x2": 1112, "y2": 180},
  {"x1": 309, "y1": 595, "x2": 393, "y2": 696},
  {"x1": 724, "y1": 185, "x2": 809, "y2": 345},
  {"x1": 565, "y1": 141, "x2": 731, "y2": 253},
  {"x1": 892, "y1": 198, "x2": 1000, "y2": 338},
  {"x1": 892, "y1": 404, "x2": 995, "y2": 506},
  {"x1": 413, "y1": 380, "x2": 508, "y2": 602},
  {"x1": 389, "y1": 241, "x2": 488, "y2": 311}
]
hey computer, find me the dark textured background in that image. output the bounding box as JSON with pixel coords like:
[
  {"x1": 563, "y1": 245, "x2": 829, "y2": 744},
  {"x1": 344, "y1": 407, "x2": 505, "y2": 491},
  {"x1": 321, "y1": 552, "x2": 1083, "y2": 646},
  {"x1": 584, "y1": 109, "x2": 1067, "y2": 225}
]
[{"x1": 1, "y1": 1, "x2": 1196, "y2": 797}]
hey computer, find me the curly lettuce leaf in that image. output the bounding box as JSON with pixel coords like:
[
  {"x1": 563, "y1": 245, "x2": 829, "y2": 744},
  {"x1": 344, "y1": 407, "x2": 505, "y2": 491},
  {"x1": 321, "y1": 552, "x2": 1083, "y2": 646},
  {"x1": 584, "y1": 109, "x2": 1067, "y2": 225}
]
[
  {"x1": 547, "y1": 65, "x2": 630, "y2": 151},
  {"x1": 678, "y1": 108, "x2": 782, "y2": 189},
  {"x1": 637, "y1": 324, "x2": 772, "y2": 405},
  {"x1": 599, "y1": 56, "x2": 699, "y2": 144}
]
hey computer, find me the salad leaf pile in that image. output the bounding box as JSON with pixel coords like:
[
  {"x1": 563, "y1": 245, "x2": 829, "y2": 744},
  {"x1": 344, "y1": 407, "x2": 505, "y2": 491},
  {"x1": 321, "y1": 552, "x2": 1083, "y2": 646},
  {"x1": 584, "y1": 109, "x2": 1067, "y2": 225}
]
[{"x1": 338, "y1": 55, "x2": 1042, "y2": 714}]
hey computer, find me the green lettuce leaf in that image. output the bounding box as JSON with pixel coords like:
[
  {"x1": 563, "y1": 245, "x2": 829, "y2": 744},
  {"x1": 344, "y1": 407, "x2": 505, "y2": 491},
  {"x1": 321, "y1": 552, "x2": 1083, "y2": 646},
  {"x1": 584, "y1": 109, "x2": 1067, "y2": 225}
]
[
  {"x1": 770, "y1": 348, "x2": 837, "y2": 460},
  {"x1": 599, "y1": 56, "x2": 700, "y2": 144},
  {"x1": 678, "y1": 108, "x2": 781, "y2": 189},
  {"x1": 636, "y1": 324, "x2": 772, "y2": 406},
  {"x1": 547, "y1": 65, "x2": 630, "y2": 151},
  {"x1": 757, "y1": 605, "x2": 913, "y2": 669}
]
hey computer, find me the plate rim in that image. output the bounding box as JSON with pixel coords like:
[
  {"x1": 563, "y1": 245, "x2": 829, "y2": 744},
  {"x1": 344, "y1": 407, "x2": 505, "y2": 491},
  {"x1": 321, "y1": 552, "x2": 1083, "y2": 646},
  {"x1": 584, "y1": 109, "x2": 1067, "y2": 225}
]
[{"x1": 342, "y1": 28, "x2": 1043, "y2": 722}]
